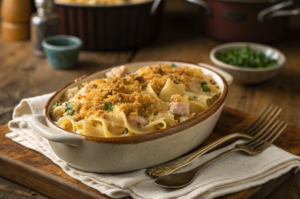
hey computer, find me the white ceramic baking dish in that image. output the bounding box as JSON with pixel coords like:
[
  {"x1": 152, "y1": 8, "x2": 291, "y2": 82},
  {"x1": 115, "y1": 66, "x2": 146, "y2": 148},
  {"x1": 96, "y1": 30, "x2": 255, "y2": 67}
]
[{"x1": 30, "y1": 61, "x2": 231, "y2": 173}]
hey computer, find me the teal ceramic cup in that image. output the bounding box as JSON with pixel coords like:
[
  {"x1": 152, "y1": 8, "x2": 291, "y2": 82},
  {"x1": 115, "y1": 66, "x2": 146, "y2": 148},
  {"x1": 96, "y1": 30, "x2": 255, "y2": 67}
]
[{"x1": 42, "y1": 35, "x2": 82, "y2": 70}]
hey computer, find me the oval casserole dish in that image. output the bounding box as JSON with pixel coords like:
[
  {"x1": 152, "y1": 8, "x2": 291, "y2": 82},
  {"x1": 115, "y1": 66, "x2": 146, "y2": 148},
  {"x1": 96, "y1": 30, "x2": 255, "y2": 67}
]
[{"x1": 30, "y1": 61, "x2": 228, "y2": 173}]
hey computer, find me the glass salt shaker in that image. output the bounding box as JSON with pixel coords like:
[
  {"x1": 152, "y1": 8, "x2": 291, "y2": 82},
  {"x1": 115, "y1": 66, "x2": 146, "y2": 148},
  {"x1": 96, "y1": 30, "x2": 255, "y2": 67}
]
[{"x1": 31, "y1": 0, "x2": 59, "y2": 57}]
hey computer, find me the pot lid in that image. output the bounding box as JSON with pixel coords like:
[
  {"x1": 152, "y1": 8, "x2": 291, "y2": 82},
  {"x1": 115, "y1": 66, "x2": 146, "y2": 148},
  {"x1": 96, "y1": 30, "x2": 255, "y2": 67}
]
[{"x1": 217, "y1": 0, "x2": 285, "y2": 3}]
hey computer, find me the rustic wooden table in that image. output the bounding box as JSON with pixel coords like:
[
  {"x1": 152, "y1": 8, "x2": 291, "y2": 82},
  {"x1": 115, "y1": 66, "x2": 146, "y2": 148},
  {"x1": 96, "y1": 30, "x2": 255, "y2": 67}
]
[{"x1": 0, "y1": 0, "x2": 300, "y2": 198}]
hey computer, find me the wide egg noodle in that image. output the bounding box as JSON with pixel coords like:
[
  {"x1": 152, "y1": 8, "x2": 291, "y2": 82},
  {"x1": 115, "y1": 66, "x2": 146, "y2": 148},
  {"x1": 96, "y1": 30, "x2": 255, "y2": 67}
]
[
  {"x1": 120, "y1": 112, "x2": 145, "y2": 135},
  {"x1": 92, "y1": 118, "x2": 117, "y2": 137},
  {"x1": 146, "y1": 83, "x2": 159, "y2": 99},
  {"x1": 52, "y1": 105, "x2": 66, "y2": 119},
  {"x1": 189, "y1": 101, "x2": 208, "y2": 114},
  {"x1": 75, "y1": 120, "x2": 105, "y2": 137},
  {"x1": 159, "y1": 79, "x2": 185, "y2": 102},
  {"x1": 57, "y1": 116, "x2": 76, "y2": 133}
]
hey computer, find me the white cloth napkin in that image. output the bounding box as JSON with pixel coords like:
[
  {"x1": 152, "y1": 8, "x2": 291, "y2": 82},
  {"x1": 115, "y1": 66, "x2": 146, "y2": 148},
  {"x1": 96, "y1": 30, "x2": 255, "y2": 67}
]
[{"x1": 6, "y1": 93, "x2": 300, "y2": 199}]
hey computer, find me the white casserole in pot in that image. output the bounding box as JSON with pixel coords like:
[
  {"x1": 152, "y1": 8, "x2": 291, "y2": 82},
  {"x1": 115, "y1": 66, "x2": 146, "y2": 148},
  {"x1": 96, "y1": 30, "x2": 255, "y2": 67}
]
[{"x1": 30, "y1": 61, "x2": 231, "y2": 173}]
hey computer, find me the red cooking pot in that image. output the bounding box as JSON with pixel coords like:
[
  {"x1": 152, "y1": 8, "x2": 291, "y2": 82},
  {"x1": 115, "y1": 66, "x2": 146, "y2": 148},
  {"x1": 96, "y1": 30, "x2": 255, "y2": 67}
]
[{"x1": 187, "y1": 0, "x2": 300, "y2": 43}]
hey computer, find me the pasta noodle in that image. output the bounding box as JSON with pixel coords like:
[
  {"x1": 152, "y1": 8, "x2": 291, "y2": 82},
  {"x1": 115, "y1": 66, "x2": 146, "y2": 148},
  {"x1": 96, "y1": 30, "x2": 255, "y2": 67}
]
[{"x1": 50, "y1": 63, "x2": 221, "y2": 137}]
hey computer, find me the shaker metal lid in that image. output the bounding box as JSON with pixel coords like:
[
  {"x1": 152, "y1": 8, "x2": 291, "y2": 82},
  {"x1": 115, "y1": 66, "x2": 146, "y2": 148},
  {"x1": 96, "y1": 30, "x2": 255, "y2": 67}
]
[
  {"x1": 35, "y1": 0, "x2": 54, "y2": 8},
  {"x1": 217, "y1": 0, "x2": 285, "y2": 3}
]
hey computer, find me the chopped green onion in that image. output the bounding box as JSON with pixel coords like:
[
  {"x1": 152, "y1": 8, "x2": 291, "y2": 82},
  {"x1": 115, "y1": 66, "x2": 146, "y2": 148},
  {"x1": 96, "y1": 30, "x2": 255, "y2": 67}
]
[
  {"x1": 137, "y1": 123, "x2": 140, "y2": 126},
  {"x1": 78, "y1": 86, "x2": 81, "y2": 90},
  {"x1": 105, "y1": 102, "x2": 113, "y2": 112},
  {"x1": 171, "y1": 63, "x2": 177, "y2": 68},
  {"x1": 194, "y1": 96, "x2": 197, "y2": 99},
  {"x1": 153, "y1": 113, "x2": 158, "y2": 116},
  {"x1": 122, "y1": 128, "x2": 129, "y2": 134}
]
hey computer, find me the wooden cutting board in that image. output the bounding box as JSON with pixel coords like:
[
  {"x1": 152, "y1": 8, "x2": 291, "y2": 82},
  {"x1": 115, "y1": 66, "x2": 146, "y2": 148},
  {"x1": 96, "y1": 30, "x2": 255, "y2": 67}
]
[{"x1": 0, "y1": 106, "x2": 299, "y2": 199}]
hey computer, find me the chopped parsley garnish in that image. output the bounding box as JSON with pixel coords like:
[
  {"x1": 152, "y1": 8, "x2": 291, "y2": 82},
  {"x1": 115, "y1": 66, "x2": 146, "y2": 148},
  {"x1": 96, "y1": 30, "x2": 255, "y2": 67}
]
[
  {"x1": 203, "y1": 84, "x2": 211, "y2": 92},
  {"x1": 65, "y1": 102, "x2": 73, "y2": 111},
  {"x1": 216, "y1": 45, "x2": 277, "y2": 68},
  {"x1": 122, "y1": 128, "x2": 129, "y2": 134},
  {"x1": 105, "y1": 102, "x2": 113, "y2": 112},
  {"x1": 65, "y1": 102, "x2": 75, "y2": 116},
  {"x1": 153, "y1": 112, "x2": 158, "y2": 116},
  {"x1": 55, "y1": 100, "x2": 61, "y2": 106},
  {"x1": 67, "y1": 109, "x2": 75, "y2": 116},
  {"x1": 78, "y1": 86, "x2": 81, "y2": 90},
  {"x1": 194, "y1": 96, "x2": 197, "y2": 99},
  {"x1": 171, "y1": 63, "x2": 177, "y2": 68},
  {"x1": 201, "y1": 81, "x2": 207, "y2": 87},
  {"x1": 137, "y1": 123, "x2": 140, "y2": 126}
]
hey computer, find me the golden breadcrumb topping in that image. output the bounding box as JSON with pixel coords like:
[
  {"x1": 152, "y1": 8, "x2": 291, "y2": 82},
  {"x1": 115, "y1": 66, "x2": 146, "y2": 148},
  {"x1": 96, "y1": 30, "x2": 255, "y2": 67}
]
[{"x1": 75, "y1": 63, "x2": 205, "y2": 120}]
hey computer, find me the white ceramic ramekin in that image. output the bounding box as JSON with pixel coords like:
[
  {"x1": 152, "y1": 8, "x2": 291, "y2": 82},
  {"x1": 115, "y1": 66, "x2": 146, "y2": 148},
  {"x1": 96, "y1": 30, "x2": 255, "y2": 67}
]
[
  {"x1": 210, "y1": 42, "x2": 286, "y2": 84},
  {"x1": 30, "y1": 61, "x2": 231, "y2": 173}
]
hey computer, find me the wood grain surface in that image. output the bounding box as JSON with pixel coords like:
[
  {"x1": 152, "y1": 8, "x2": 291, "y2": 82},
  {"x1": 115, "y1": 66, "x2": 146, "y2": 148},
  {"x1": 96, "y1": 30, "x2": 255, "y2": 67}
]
[
  {"x1": 1, "y1": 106, "x2": 300, "y2": 199},
  {"x1": 0, "y1": 0, "x2": 300, "y2": 198}
]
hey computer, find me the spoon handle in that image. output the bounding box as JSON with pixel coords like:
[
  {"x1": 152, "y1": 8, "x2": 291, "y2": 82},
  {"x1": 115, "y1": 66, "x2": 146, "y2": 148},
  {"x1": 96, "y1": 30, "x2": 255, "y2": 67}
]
[{"x1": 147, "y1": 132, "x2": 251, "y2": 177}]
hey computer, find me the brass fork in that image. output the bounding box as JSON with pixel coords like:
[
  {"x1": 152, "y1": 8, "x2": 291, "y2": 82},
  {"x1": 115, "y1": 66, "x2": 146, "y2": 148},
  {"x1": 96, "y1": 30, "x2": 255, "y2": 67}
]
[
  {"x1": 155, "y1": 120, "x2": 288, "y2": 188},
  {"x1": 147, "y1": 105, "x2": 281, "y2": 177}
]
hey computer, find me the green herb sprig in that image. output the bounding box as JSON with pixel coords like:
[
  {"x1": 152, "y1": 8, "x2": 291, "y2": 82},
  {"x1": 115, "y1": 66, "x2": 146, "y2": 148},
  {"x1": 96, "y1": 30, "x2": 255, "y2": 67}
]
[{"x1": 65, "y1": 102, "x2": 75, "y2": 116}]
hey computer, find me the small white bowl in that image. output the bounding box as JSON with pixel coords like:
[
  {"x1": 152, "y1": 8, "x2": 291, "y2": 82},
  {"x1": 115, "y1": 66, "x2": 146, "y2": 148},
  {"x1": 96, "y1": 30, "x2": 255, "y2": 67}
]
[{"x1": 210, "y1": 42, "x2": 286, "y2": 84}]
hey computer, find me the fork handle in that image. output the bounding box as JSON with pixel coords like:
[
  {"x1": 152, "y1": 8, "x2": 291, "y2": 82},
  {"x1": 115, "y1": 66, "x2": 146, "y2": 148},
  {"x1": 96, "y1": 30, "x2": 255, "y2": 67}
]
[
  {"x1": 189, "y1": 147, "x2": 243, "y2": 178},
  {"x1": 147, "y1": 132, "x2": 252, "y2": 177}
]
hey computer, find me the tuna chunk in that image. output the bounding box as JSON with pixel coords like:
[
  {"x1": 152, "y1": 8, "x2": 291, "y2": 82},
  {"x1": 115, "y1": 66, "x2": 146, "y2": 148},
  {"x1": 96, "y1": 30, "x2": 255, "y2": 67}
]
[
  {"x1": 127, "y1": 115, "x2": 149, "y2": 126},
  {"x1": 169, "y1": 102, "x2": 189, "y2": 116},
  {"x1": 106, "y1": 66, "x2": 129, "y2": 78},
  {"x1": 80, "y1": 83, "x2": 97, "y2": 95}
]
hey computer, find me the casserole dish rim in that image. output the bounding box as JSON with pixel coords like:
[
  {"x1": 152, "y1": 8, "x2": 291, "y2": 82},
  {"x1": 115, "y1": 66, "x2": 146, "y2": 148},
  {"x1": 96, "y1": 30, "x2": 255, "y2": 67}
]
[{"x1": 44, "y1": 61, "x2": 228, "y2": 144}]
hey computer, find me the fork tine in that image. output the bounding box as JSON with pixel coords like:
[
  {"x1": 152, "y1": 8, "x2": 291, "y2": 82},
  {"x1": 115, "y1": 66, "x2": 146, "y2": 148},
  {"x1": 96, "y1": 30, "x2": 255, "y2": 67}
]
[
  {"x1": 249, "y1": 120, "x2": 281, "y2": 148},
  {"x1": 246, "y1": 120, "x2": 280, "y2": 147},
  {"x1": 242, "y1": 105, "x2": 273, "y2": 133},
  {"x1": 255, "y1": 122, "x2": 287, "y2": 152},
  {"x1": 246, "y1": 107, "x2": 282, "y2": 136}
]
